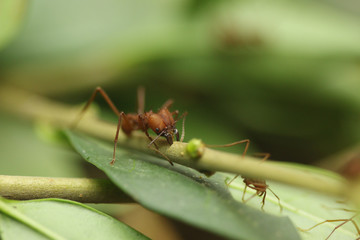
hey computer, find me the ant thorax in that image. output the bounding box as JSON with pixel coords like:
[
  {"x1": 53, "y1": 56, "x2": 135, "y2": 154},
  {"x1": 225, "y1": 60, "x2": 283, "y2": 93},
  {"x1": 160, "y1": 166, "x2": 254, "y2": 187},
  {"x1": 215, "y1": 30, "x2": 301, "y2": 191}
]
[
  {"x1": 158, "y1": 108, "x2": 175, "y2": 126},
  {"x1": 121, "y1": 114, "x2": 141, "y2": 135}
]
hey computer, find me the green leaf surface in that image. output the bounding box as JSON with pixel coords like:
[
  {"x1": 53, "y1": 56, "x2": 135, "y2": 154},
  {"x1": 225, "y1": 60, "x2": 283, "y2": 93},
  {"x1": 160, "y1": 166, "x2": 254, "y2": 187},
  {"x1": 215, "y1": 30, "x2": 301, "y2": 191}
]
[
  {"x1": 226, "y1": 173, "x2": 360, "y2": 240},
  {"x1": 0, "y1": 197, "x2": 149, "y2": 240},
  {"x1": 0, "y1": 0, "x2": 27, "y2": 50},
  {"x1": 0, "y1": 113, "x2": 83, "y2": 177},
  {"x1": 65, "y1": 130, "x2": 300, "y2": 240}
]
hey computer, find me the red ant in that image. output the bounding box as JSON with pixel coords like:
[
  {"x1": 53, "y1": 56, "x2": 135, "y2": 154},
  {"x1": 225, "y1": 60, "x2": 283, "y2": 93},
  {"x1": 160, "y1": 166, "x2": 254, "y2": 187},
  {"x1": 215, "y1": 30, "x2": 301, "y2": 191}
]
[
  {"x1": 240, "y1": 174, "x2": 282, "y2": 212},
  {"x1": 299, "y1": 209, "x2": 360, "y2": 240},
  {"x1": 206, "y1": 141, "x2": 282, "y2": 211},
  {"x1": 73, "y1": 86, "x2": 187, "y2": 165}
]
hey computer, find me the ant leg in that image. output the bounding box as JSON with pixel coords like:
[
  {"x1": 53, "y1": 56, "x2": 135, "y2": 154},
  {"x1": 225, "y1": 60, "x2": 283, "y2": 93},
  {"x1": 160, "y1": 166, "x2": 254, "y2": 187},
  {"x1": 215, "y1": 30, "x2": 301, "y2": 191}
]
[
  {"x1": 243, "y1": 192, "x2": 257, "y2": 204},
  {"x1": 343, "y1": 218, "x2": 360, "y2": 239},
  {"x1": 161, "y1": 99, "x2": 174, "y2": 109},
  {"x1": 242, "y1": 184, "x2": 259, "y2": 203},
  {"x1": 171, "y1": 110, "x2": 179, "y2": 121},
  {"x1": 72, "y1": 86, "x2": 120, "y2": 128},
  {"x1": 151, "y1": 148, "x2": 174, "y2": 166},
  {"x1": 260, "y1": 191, "x2": 266, "y2": 211},
  {"x1": 137, "y1": 86, "x2": 145, "y2": 114},
  {"x1": 110, "y1": 112, "x2": 125, "y2": 165},
  {"x1": 268, "y1": 188, "x2": 283, "y2": 212},
  {"x1": 242, "y1": 184, "x2": 248, "y2": 202},
  {"x1": 208, "y1": 139, "x2": 250, "y2": 185},
  {"x1": 144, "y1": 130, "x2": 158, "y2": 149},
  {"x1": 332, "y1": 208, "x2": 358, "y2": 213},
  {"x1": 325, "y1": 213, "x2": 360, "y2": 240},
  {"x1": 145, "y1": 130, "x2": 174, "y2": 166},
  {"x1": 206, "y1": 139, "x2": 250, "y2": 158},
  {"x1": 298, "y1": 214, "x2": 359, "y2": 240},
  {"x1": 253, "y1": 152, "x2": 270, "y2": 163},
  {"x1": 227, "y1": 151, "x2": 268, "y2": 186}
]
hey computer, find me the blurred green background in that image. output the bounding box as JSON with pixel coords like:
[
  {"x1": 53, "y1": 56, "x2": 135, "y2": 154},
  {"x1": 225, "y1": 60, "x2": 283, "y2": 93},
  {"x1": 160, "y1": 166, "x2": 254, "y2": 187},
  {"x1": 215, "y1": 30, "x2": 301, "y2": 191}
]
[
  {"x1": 2, "y1": 0, "x2": 360, "y2": 238},
  {"x1": 1, "y1": 0, "x2": 360, "y2": 188}
]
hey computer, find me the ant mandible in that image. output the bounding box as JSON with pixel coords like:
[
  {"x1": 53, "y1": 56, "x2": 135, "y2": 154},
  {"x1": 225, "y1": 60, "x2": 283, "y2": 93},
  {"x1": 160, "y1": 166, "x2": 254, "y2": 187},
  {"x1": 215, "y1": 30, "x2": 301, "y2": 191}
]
[{"x1": 73, "y1": 86, "x2": 187, "y2": 165}]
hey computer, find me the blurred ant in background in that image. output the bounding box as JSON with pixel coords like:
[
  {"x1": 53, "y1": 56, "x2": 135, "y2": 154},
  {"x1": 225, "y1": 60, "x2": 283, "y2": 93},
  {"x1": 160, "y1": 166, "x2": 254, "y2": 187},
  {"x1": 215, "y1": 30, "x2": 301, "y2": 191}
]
[{"x1": 73, "y1": 86, "x2": 187, "y2": 165}]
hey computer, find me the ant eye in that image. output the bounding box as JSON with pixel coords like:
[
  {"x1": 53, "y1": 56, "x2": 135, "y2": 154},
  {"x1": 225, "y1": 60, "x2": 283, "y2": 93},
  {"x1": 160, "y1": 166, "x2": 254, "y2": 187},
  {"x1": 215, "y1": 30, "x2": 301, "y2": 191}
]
[{"x1": 155, "y1": 128, "x2": 159, "y2": 132}]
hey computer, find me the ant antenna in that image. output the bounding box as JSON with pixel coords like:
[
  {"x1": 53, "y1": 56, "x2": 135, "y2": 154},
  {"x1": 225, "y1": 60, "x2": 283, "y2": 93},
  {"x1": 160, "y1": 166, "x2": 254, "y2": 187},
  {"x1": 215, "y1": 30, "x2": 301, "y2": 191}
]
[
  {"x1": 180, "y1": 113, "x2": 186, "y2": 142},
  {"x1": 174, "y1": 111, "x2": 188, "y2": 142},
  {"x1": 146, "y1": 129, "x2": 174, "y2": 166},
  {"x1": 148, "y1": 130, "x2": 166, "y2": 147}
]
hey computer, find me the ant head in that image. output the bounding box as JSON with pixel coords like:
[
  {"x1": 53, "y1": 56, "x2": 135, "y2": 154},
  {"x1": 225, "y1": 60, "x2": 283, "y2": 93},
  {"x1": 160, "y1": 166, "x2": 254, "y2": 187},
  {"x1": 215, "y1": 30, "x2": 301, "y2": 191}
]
[{"x1": 149, "y1": 113, "x2": 179, "y2": 145}]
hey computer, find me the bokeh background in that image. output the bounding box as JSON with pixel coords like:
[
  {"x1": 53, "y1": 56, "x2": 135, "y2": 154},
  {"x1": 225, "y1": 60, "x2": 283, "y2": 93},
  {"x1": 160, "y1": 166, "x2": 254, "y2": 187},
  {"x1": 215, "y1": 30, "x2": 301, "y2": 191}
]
[{"x1": 1, "y1": 0, "x2": 360, "y2": 239}]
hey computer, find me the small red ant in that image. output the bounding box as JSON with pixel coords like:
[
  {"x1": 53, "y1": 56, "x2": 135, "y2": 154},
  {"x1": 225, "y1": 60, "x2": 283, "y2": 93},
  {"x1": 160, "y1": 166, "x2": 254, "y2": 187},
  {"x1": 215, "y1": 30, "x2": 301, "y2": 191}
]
[
  {"x1": 240, "y1": 174, "x2": 282, "y2": 212},
  {"x1": 299, "y1": 209, "x2": 360, "y2": 240},
  {"x1": 189, "y1": 139, "x2": 282, "y2": 211},
  {"x1": 73, "y1": 86, "x2": 187, "y2": 165},
  {"x1": 227, "y1": 151, "x2": 282, "y2": 212}
]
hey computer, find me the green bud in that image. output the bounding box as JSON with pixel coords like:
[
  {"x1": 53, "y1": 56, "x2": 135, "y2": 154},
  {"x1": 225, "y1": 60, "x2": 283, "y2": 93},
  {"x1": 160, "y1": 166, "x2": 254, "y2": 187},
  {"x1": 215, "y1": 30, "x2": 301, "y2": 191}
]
[{"x1": 186, "y1": 138, "x2": 205, "y2": 159}]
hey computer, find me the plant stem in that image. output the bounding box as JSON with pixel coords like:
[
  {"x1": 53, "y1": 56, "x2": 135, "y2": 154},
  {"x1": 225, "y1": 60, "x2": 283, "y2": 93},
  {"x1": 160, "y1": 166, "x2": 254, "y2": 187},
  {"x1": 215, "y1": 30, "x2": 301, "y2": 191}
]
[
  {"x1": 0, "y1": 175, "x2": 133, "y2": 203},
  {"x1": 0, "y1": 85, "x2": 350, "y2": 197}
]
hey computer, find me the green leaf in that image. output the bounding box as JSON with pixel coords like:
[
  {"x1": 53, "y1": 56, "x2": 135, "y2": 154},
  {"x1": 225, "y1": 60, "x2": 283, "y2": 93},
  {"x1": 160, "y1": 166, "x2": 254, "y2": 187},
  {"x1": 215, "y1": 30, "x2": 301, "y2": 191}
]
[
  {"x1": 0, "y1": 197, "x2": 149, "y2": 240},
  {"x1": 226, "y1": 174, "x2": 360, "y2": 240},
  {"x1": 0, "y1": 114, "x2": 84, "y2": 177},
  {"x1": 65, "y1": 130, "x2": 301, "y2": 240},
  {"x1": 0, "y1": 0, "x2": 27, "y2": 50}
]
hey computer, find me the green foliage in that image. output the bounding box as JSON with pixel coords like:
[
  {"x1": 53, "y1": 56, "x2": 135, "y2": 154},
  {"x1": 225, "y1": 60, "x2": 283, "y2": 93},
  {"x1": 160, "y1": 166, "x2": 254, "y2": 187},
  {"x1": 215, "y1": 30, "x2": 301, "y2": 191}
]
[
  {"x1": 1, "y1": 0, "x2": 360, "y2": 239},
  {"x1": 0, "y1": 0, "x2": 27, "y2": 50},
  {"x1": 0, "y1": 197, "x2": 149, "y2": 240},
  {"x1": 0, "y1": 114, "x2": 82, "y2": 177}
]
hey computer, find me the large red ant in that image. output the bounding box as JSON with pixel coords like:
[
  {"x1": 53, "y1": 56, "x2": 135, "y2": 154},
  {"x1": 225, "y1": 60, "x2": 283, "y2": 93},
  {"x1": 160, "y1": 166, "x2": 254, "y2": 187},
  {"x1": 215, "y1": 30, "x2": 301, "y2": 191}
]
[
  {"x1": 188, "y1": 139, "x2": 282, "y2": 211},
  {"x1": 73, "y1": 86, "x2": 187, "y2": 165}
]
